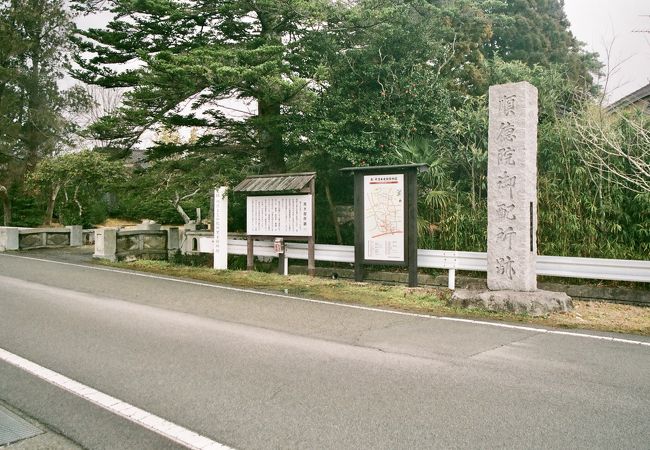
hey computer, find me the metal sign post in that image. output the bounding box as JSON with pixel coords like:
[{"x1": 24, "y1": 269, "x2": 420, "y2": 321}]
[
  {"x1": 341, "y1": 164, "x2": 427, "y2": 287},
  {"x1": 274, "y1": 238, "x2": 288, "y2": 275}
]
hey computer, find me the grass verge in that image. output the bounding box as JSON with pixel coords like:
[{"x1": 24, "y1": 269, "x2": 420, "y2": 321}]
[{"x1": 99, "y1": 259, "x2": 650, "y2": 337}]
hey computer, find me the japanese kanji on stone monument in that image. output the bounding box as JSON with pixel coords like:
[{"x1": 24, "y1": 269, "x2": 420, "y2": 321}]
[
  {"x1": 488, "y1": 81, "x2": 538, "y2": 292},
  {"x1": 450, "y1": 80, "x2": 572, "y2": 316}
]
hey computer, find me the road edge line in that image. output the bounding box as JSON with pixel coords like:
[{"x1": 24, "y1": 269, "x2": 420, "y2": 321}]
[{"x1": 0, "y1": 347, "x2": 232, "y2": 450}]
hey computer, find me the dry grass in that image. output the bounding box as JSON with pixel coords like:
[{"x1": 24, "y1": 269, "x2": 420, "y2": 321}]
[
  {"x1": 547, "y1": 301, "x2": 650, "y2": 335},
  {"x1": 98, "y1": 218, "x2": 141, "y2": 228},
  {"x1": 100, "y1": 260, "x2": 650, "y2": 337}
]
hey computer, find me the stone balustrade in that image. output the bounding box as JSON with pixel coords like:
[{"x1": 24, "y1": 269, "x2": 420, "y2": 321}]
[
  {"x1": 182, "y1": 230, "x2": 213, "y2": 254},
  {"x1": 94, "y1": 227, "x2": 180, "y2": 262},
  {"x1": 0, "y1": 226, "x2": 82, "y2": 251}
]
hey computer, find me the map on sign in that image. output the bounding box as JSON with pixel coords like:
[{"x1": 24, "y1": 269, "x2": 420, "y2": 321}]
[{"x1": 363, "y1": 174, "x2": 405, "y2": 261}]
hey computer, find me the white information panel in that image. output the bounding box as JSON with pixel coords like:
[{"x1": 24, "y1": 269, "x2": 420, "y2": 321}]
[
  {"x1": 363, "y1": 174, "x2": 405, "y2": 261},
  {"x1": 247, "y1": 195, "x2": 312, "y2": 236}
]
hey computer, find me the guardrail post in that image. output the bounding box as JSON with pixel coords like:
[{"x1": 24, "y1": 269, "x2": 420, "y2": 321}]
[{"x1": 448, "y1": 269, "x2": 456, "y2": 290}]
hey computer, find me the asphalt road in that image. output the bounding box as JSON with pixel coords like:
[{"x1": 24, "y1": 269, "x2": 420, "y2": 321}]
[{"x1": 1, "y1": 251, "x2": 649, "y2": 449}]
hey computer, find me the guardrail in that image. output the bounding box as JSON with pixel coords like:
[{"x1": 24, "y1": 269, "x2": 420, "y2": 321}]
[
  {"x1": 102, "y1": 231, "x2": 650, "y2": 288},
  {"x1": 214, "y1": 238, "x2": 650, "y2": 288}
]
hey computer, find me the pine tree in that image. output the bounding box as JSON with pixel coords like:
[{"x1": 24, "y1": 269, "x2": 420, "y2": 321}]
[
  {"x1": 0, "y1": 0, "x2": 79, "y2": 225},
  {"x1": 72, "y1": 0, "x2": 333, "y2": 173}
]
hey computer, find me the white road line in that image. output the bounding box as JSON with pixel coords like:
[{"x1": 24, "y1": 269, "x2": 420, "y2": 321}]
[
  {"x1": 1, "y1": 253, "x2": 649, "y2": 348},
  {"x1": 0, "y1": 347, "x2": 233, "y2": 450}
]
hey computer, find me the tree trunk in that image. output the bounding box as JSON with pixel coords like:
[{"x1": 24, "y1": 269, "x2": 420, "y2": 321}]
[
  {"x1": 24, "y1": 37, "x2": 44, "y2": 169},
  {"x1": 175, "y1": 203, "x2": 192, "y2": 224},
  {"x1": 73, "y1": 185, "x2": 83, "y2": 219},
  {"x1": 170, "y1": 192, "x2": 193, "y2": 224},
  {"x1": 169, "y1": 189, "x2": 200, "y2": 224},
  {"x1": 258, "y1": 99, "x2": 285, "y2": 174},
  {"x1": 257, "y1": 10, "x2": 286, "y2": 174},
  {"x1": 43, "y1": 183, "x2": 61, "y2": 226},
  {"x1": 325, "y1": 182, "x2": 343, "y2": 245},
  {"x1": 0, "y1": 186, "x2": 11, "y2": 226}
]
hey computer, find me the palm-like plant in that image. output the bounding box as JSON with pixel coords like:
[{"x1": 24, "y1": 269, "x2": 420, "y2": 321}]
[{"x1": 393, "y1": 138, "x2": 454, "y2": 248}]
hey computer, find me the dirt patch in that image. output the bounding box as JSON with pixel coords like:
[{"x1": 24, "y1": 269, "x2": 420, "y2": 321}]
[
  {"x1": 97, "y1": 218, "x2": 141, "y2": 228},
  {"x1": 548, "y1": 301, "x2": 650, "y2": 335}
]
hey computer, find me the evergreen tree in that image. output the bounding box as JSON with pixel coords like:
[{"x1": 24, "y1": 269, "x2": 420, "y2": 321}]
[
  {"x1": 72, "y1": 0, "x2": 333, "y2": 173},
  {"x1": 483, "y1": 0, "x2": 600, "y2": 87},
  {"x1": 0, "y1": 0, "x2": 81, "y2": 225},
  {"x1": 27, "y1": 150, "x2": 125, "y2": 226}
]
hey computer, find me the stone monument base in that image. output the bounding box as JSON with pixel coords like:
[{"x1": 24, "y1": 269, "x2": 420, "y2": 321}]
[{"x1": 449, "y1": 289, "x2": 573, "y2": 317}]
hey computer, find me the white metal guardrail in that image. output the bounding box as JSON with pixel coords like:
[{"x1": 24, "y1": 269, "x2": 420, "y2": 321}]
[
  {"x1": 214, "y1": 238, "x2": 650, "y2": 288},
  {"x1": 537, "y1": 255, "x2": 650, "y2": 283}
]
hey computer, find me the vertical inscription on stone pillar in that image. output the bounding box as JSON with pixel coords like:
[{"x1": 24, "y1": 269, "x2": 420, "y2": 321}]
[
  {"x1": 488, "y1": 82, "x2": 538, "y2": 291},
  {"x1": 213, "y1": 187, "x2": 228, "y2": 270}
]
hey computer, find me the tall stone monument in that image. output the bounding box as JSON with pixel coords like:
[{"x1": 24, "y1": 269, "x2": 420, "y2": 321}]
[
  {"x1": 213, "y1": 187, "x2": 228, "y2": 270},
  {"x1": 450, "y1": 81, "x2": 572, "y2": 316},
  {"x1": 487, "y1": 81, "x2": 537, "y2": 291}
]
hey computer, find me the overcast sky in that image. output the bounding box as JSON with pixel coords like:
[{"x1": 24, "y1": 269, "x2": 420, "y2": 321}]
[{"x1": 563, "y1": 0, "x2": 650, "y2": 103}]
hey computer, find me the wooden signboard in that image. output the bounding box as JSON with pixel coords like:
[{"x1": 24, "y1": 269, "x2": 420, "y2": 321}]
[{"x1": 234, "y1": 172, "x2": 316, "y2": 276}]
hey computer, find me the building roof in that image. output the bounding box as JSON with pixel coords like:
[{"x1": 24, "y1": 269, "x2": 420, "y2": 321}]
[
  {"x1": 233, "y1": 172, "x2": 316, "y2": 193},
  {"x1": 607, "y1": 83, "x2": 650, "y2": 111}
]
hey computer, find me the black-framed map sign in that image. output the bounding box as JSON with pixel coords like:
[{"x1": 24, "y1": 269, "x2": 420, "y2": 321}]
[
  {"x1": 363, "y1": 174, "x2": 405, "y2": 261},
  {"x1": 341, "y1": 164, "x2": 428, "y2": 287}
]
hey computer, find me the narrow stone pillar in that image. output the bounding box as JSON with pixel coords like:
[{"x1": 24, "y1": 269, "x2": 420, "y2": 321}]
[
  {"x1": 487, "y1": 81, "x2": 538, "y2": 291},
  {"x1": 67, "y1": 225, "x2": 83, "y2": 247},
  {"x1": 93, "y1": 228, "x2": 117, "y2": 261},
  {"x1": 213, "y1": 187, "x2": 228, "y2": 270},
  {"x1": 0, "y1": 227, "x2": 19, "y2": 251},
  {"x1": 168, "y1": 226, "x2": 180, "y2": 259}
]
